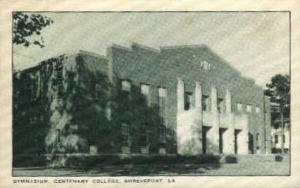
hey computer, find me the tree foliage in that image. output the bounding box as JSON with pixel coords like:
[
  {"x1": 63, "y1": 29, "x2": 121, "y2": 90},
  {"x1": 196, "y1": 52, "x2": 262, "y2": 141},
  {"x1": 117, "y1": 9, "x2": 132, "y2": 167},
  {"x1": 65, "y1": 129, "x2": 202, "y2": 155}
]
[
  {"x1": 13, "y1": 12, "x2": 53, "y2": 48},
  {"x1": 265, "y1": 74, "x2": 290, "y2": 129}
]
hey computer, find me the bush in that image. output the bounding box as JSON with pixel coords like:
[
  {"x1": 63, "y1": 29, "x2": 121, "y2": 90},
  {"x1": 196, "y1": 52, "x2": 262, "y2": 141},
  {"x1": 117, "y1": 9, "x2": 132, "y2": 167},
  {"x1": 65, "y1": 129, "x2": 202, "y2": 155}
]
[
  {"x1": 64, "y1": 154, "x2": 221, "y2": 168},
  {"x1": 225, "y1": 155, "x2": 238, "y2": 163},
  {"x1": 13, "y1": 154, "x2": 46, "y2": 167},
  {"x1": 275, "y1": 155, "x2": 283, "y2": 162},
  {"x1": 272, "y1": 148, "x2": 282, "y2": 154}
]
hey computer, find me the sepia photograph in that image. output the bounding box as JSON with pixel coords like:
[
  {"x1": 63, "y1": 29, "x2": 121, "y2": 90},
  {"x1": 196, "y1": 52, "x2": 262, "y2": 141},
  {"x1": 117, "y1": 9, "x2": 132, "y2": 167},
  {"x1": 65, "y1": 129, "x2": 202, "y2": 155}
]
[{"x1": 12, "y1": 12, "x2": 290, "y2": 177}]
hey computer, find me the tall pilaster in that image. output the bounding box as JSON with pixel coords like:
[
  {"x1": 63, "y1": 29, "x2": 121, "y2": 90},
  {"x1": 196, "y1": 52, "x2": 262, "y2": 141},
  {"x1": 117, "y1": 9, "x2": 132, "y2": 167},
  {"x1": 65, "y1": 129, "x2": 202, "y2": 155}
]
[
  {"x1": 225, "y1": 89, "x2": 232, "y2": 113},
  {"x1": 264, "y1": 96, "x2": 272, "y2": 154},
  {"x1": 211, "y1": 87, "x2": 218, "y2": 114},
  {"x1": 223, "y1": 89, "x2": 235, "y2": 154},
  {"x1": 106, "y1": 47, "x2": 114, "y2": 121},
  {"x1": 239, "y1": 115, "x2": 250, "y2": 154},
  {"x1": 206, "y1": 86, "x2": 219, "y2": 154},
  {"x1": 195, "y1": 82, "x2": 203, "y2": 154},
  {"x1": 177, "y1": 78, "x2": 184, "y2": 113},
  {"x1": 195, "y1": 82, "x2": 202, "y2": 112}
]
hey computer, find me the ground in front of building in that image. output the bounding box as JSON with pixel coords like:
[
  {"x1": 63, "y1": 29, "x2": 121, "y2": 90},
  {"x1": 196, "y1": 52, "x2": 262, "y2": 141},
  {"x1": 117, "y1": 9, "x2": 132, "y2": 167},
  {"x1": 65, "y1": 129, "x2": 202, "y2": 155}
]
[{"x1": 13, "y1": 154, "x2": 289, "y2": 176}]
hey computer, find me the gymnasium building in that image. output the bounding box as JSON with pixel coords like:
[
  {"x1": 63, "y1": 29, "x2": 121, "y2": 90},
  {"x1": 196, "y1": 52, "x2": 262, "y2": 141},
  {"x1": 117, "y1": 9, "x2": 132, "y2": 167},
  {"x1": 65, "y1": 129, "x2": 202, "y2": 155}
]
[{"x1": 13, "y1": 43, "x2": 272, "y2": 159}]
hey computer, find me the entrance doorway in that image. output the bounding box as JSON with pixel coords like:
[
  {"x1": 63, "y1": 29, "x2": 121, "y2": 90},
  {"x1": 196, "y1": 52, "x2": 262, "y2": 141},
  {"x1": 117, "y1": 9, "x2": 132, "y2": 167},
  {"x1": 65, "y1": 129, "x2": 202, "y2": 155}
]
[
  {"x1": 248, "y1": 133, "x2": 254, "y2": 154},
  {"x1": 234, "y1": 129, "x2": 241, "y2": 154},
  {"x1": 219, "y1": 128, "x2": 226, "y2": 154},
  {"x1": 202, "y1": 126, "x2": 210, "y2": 154}
]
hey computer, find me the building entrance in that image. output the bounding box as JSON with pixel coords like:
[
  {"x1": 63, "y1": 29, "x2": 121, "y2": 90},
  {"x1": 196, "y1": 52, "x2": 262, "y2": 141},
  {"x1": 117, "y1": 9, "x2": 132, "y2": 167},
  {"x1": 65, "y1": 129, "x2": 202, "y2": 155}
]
[
  {"x1": 202, "y1": 126, "x2": 211, "y2": 154},
  {"x1": 248, "y1": 133, "x2": 254, "y2": 154},
  {"x1": 219, "y1": 128, "x2": 226, "y2": 154},
  {"x1": 234, "y1": 129, "x2": 242, "y2": 154}
]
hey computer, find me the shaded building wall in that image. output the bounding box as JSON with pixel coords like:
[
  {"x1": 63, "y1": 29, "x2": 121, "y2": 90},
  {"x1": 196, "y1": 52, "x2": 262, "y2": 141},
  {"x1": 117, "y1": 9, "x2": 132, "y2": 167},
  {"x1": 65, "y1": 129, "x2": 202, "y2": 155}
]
[
  {"x1": 13, "y1": 55, "x2": 74, "y2": 166},
  {"x1": 14, "y1": 50, "x2": 167, "y2": 165},
  {"x1": 13, "y1": 52, "x2": 113, "y2": 166},
  {"x1": 109, "y1": 43, "x2": 268, "y2": 155},
  {"x1": 108, "y1": 44, "x2": 179, "y2": 154},
  {"x1": 13, "y1": 66, "x2": 46, "y2": 160}
]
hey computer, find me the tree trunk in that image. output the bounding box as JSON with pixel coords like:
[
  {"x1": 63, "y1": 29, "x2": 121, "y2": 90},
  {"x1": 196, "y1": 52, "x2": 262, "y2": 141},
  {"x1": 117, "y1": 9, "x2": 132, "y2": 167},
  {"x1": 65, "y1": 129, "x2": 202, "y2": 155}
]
[{"x1": 280, "y1": 108, "x2": 284, "y2": 154}]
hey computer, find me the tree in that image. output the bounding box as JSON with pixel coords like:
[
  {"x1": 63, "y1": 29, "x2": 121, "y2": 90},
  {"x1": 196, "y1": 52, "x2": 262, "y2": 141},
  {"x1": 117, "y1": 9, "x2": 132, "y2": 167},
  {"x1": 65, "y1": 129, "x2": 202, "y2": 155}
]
[
  {"x1": 265, "y1": 74, "x2": 290, "y2": 153},
  {"x1": 13, "y1": 12, "x2": 53, "y2": 48}
]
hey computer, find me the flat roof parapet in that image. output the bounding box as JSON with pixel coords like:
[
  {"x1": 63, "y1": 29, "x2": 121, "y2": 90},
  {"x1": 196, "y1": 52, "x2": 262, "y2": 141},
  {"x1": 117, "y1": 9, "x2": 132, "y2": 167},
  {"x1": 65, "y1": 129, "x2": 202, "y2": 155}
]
[{"x1": 78, "y1": 50, "x2": 108, "y2": 60}]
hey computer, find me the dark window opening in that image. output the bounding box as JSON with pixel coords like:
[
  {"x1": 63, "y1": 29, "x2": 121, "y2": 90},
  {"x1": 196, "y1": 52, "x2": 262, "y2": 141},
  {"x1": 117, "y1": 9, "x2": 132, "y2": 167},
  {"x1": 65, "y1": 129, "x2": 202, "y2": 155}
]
[
  {"x1": 248, "y1": 133, "x2": 254, "y2": 154},
  {"x1": 139, "y1": 127, "x2": 147, "y2": 147},
  {"x1": 202, "y1": 126, "x2": 210, "y2": 154},
  {"x1": 56, "y1": 129, "x2": 61, "y2": 142},
  {"x1": 54, "y1": 62, "x2": 63, "y2": 99},
  {"x1": 184, "y1": 92, "x2": 192, "y2": 111},
  {"x1": 202, "y1": 95, "x2": 210, "y2": 111},
  {"x1": 234, "y1": 129, "x2": 241, "y2": 154},
  {"x1": 275, "y1": 135, "x2": 279, "y2": 144},
  {"x1": 217, "y1": 98, "x2": 224, "y2": 113},
  {"x1": 219, "y1": 128, "x2": 226, "y2": 154},
  {"x1": 256, "y1": 133, "x2": 260, "y2": 150}
]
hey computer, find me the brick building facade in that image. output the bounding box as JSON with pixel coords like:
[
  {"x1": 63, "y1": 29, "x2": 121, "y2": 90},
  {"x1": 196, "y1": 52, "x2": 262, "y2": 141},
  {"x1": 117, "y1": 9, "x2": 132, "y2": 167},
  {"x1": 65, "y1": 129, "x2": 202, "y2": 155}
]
[{"x1": 13, "y1": 43, "x2": 272, "y2": 160}]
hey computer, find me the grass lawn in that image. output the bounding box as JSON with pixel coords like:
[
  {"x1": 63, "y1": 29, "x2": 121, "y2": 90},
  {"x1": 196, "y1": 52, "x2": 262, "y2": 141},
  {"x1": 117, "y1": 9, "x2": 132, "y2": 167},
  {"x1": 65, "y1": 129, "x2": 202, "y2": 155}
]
[{"x1": 13, "y1": 155, "x2": 290, "y2": 176}]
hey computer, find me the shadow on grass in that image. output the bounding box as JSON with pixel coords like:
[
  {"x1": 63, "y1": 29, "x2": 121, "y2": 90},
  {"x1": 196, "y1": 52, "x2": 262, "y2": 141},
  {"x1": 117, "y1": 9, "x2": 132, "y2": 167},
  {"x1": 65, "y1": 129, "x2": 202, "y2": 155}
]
[
  {"x1": 86, "y1": 163, "x2": 221, "y2": 176},
  {"x1": 13, "y1": 163, "x2": 221, "y2": 176},
  {"x1": 13, "y1": 154, "x2": 222, "y2": 176}
]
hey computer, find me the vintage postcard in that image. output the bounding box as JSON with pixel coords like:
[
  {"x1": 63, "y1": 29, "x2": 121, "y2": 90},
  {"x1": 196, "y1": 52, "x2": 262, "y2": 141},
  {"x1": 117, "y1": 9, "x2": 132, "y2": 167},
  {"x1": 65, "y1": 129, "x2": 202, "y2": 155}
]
[{"x1": 0, "y1": 1, "x2": 299, "y2": 188}]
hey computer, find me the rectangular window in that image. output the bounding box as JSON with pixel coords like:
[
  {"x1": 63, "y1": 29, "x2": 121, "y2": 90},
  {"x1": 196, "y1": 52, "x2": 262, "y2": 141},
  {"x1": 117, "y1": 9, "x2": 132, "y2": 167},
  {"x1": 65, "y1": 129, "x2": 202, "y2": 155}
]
[
  {"x1": 121, "y1": 123, "x2": 129, "y2": 145},
  {"x1": 275, "y1": 135, "x2": 278, "y2": 144},
  {"x1": 256, "y1": 133, "x2": 260, "y2": 150},
  {"x1": 246, "y1": 105, "x2": 252, "y2": 112},
  {"x1": 184, "y1": 92, "x2": 192, "y2": 111},
  {"x1": 89, "y1": 145, "x2": 98, "y2": 154},
  {"x1": 202, "y1": 95, "x2": 210, "y2": 111},
  {"x1": 141, "y1": 84, "x2": 150, "y2": 106},
  {"x1": 159, "y1": 125, "x2": 167, "y2": 143},
  {"x1": 158, "y1": 87, "x2": 167, "y2": 119},
  {"x1": 158, "y1": 87, "x2": 167, "y2": 97},
  {"x1": 141, "y1": 84, "x2": 149, "y2": 95},
  {"x1": 217, "y1": 98, "x2": 225, "y2": 113},
  {"x1": 255, "y1": 107, "x2": 261, "y2": 113},
  {"x1": 237, "y1": 103, "x2": 243, "y2": 111},
  {"x1": 283, "y1": 135, "x2": 285, "y2": 143},
  {"x1": 121, "y1": 80, "x2": 131, "y2": 91},
  {"x1": 56, "y1": 129, "x2": 61, "y2": 142}
]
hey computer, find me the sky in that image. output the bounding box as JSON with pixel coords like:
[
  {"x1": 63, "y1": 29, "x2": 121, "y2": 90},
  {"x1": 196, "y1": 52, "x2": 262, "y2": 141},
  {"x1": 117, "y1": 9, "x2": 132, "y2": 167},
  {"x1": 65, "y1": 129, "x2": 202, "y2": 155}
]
[{"x1": 13, "y1": 12, "x2": 290, "y2": 87}]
